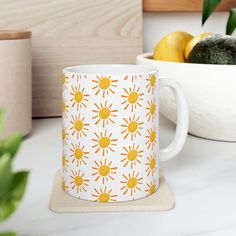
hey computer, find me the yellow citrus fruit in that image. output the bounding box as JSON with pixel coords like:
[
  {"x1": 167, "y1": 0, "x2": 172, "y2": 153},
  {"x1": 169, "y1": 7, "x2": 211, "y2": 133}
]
[
  {"x1": 153, "y1": 31, "x2": 193, "y2": 62},
  {"x1": 184, "y1": 32, "x2": 213, "y2": 60}
]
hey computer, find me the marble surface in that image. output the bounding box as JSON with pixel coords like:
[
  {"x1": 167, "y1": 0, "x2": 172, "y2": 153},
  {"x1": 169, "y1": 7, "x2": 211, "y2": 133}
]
[{"x1": 1, "y1": 116, "x2": 236, "y2": 236}]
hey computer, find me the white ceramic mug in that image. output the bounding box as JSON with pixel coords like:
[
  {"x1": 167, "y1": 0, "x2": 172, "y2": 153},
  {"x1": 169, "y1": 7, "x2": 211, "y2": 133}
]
[{"x1": 61, "y1": 65, "x2": 188, "y2": 202}]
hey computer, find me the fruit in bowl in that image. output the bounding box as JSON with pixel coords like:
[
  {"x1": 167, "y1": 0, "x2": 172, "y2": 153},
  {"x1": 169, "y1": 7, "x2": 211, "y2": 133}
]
[{"x1": 136, "y1": 31, "x2": 236, "y2": 141}]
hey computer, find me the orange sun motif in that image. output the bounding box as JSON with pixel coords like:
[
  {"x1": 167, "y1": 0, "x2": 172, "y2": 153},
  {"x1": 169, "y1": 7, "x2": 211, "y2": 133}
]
[
  {"x1": 146, "y1": 127, "x2": 156, "y2": 149},
  {"x1": 146, "y1": 98, "x2": 157, "y2": 122},
  {"x1": 92, "y1": 76, "x2": 118, "y2": 98},
  {"x1": 120, "y1": 171, "x2": 143, "y2": 196},
  {"x1": 70, "y1": 84, "x2": 89, "y2": 109},
  {"x1": 121, "y1": 115, "x2": 144, "y2": 141},
  {"x1": 62, "y1": 153, "x2": 69, "y2": 170},
  {"x1": 61, "y1": 73, "x2": 68, "y2": 88},
  {"x1": 92, "y1": 130, "x2": 117, "y2": 156},
  {"x1": 124, "y1": 74, "x2": 142, "y2": 83},
  {"x1": 145, "y1": 179, "x2": 157, "y2": 196},
  {"x1": 92, "y1": 101, "x2": 118, "y2": 127},
  {"x1": 145, "y1": 154, "x2": 157, "y2": 176},
  {"x1": 62, "y1": 176, "x2": 69, "y2": 192},
  {"x1": 121, "y1": 85, "x2": 144, "y2": 112},
  {"x1": 70, "y1": 114, "x2": 89, "y2": 138},
  {"x1": 62, "y1": 126, "x2": 69, "y2": 145},
  {"x1": 146, "y1": 73, "x2": 157, "y2": 93},
  {"x1": 121, "y1": 143, "x2": 143, "y2": 168},
  {"x1": 70, "y1": 169, "x2": 89, "y2": 193},
  {"x1": 70, "y1": 142, "x2": 89, "y2": 166},
  {"x1": 92, "y1": 159, "x2": 117, "y2": 184},
  {"x1": 92, "y1": 186, "x2": 117, "y2": 202},
  {"x1": 62, "y1": 99, "x2": 69, "y2": 118},
  {"x1": 72, "y1": 73, "x2": 87, "y2": 82}
]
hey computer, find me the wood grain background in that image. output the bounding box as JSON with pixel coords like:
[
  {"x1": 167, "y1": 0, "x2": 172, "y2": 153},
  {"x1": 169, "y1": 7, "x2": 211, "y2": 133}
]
[
  {"x1": 0, "y1": 0, "x2": 143, "y2": 117},
  {"x1": 143, "y1": 0, "x2": 236, "y2": 12}
]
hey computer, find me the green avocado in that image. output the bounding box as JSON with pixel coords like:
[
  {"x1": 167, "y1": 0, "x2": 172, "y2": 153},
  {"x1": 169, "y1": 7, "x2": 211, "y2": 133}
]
[{"x1": 187, "y1": 34, "x2": 236, "y2": 65}]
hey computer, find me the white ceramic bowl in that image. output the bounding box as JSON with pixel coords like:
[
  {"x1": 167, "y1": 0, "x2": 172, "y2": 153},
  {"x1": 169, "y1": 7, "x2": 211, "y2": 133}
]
[{"x1": 136, "y1": 52, "x2": 236, "y2": 141}]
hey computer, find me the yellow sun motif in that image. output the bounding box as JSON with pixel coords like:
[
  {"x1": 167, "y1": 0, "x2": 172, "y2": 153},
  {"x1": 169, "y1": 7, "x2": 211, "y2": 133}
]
[
  {"x1": 70, "y1": 142, "x2": 89, "y2": 166},
  {"x1": 145, "y1": 154, "x2": 157, "y2": 176},
  {"x1": 62, "y1": 176, "x2": 69, "y2": 192},
  {"x1": 62, "y1": 154, "x2": 69, "y2": 169},
  {"x1": 62, "y1": 127, "x2": 69, "y2": 145},
  {"x1": 120, "y1": 171, "x2": 143, "y2": 196},
  {"x1": 146, "y1": 127, "x2": 156, "y2": 149},
  {"x1": 124, "y1": 74, "x2": 142, "y2": 83},
  {"x1": 70, "y1": 169, "x2": 89, "y2": 193},
  {"x1": 92, "y1": 130, "x2": 117, "y2": 156},
  {"x1": 92, "y1": 159, "x2": 117, "y2": 184},
  {"x1": 70, "y1": 114, "x2": 89, "y2": 138},
  {"x1": 92, "y1": 101, "x2": 118, "y2": 127},
  {"x1": 70, "y1": 84, "x2": 89, "y2": 109},
  {"x1": 121, "y1": 114, "x2": 144, "y2": 141},
  {"x1": 92, "y1": 186, "x2": 117, "y2": 202},
  {"x1": 62, "y1": 99, "x2": 69, "y2": 118},
  {"x1": 146, "y1": 73, "x2": 157, "y2": 93},
  {"x1": 121, "y1": 85, "x2": 144, "y2": 112},
  {"x1": 146, "y1": 98, "x2": 157, "y2": 122},
  {"x1": 121, "y1": 143, "x2": 143, "y2": 168},
  {"x1": 61, "y1": 73, "x2": 68, "y2": 87},
  {"x1": 145, "y1": 180, "x2": 157, "y2": 196},
  {"x1": 92, "y1": 76, "x2": 118, "y2": 98}
]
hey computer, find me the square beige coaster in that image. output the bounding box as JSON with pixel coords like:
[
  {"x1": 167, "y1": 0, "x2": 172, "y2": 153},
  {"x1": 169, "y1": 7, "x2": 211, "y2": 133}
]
[{"x1": 49, "y1": 170, "x2": 175, "y2": 212}]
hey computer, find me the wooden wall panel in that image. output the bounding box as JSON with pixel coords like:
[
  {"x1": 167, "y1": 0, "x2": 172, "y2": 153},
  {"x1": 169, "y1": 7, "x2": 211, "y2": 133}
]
[
  {"x1": 143, "y1": 0, "x2": 236, "y2": 12},
  {"x1": 0, "y1": 0, "x2": 143, "y2": 117}
]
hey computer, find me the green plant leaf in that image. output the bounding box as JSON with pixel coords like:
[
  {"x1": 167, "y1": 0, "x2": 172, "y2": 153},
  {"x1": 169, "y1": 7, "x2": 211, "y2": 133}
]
[
  {"x1": 0, "y1": 171, "x2": 29, "y2": 222},
  {"x1": 0, "y1": 232, "x2": 18, "y2": 236},
  {"x1": 0, "y1": 154, "x2": 12, "y2": 200},
  {"x1": 202, "y1": 0, "x2": 221, "y2": 25},
  {"x1": 0, "y1": 133, "x2": 23, "y2": 159},
  {"x1": 226, "y1": 7, "x2": 236, "y2": 35}
]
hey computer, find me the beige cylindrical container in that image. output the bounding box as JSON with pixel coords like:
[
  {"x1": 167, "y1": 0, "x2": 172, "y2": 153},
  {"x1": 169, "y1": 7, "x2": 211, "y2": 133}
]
[{"x1": 0, "y1": 31, "x2": 32, "y2": 137}]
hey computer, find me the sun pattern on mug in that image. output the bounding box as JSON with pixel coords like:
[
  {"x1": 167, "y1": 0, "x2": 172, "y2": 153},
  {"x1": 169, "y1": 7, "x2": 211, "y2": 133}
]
[
  {"x1": 70, "y1": 85, "x2": 89, "y2": 109},
  {"x1": 70, "y1": 114, "x2": 89, "y2": 138},
  {"x1": 62, "y1": 154, "x2": 69, "y2": 170},
  {"x1": 92, "y1": 130, "x2": 118, "y2": 156},
  {"x1": 70, "y1": 142, "x2": 89, "y2": 166},
  {"x1": 146, "y1": 73, "x2": 156, "y2": 93},
  {"x1": 120, "y1": 171, "x2": 143, "y2": 196},
  {"x1": 121, "y1": 143, "x2": 143, "y2": 168},
  {"x1": 92, "y1": 186, "x2": 117, "y2": 202},
  {"x1": 92, "y1": 101, "x2": 118, "y2": 127},
  {"x1": 145, "y1": 179, "x2": 157, "y2": 196},
  {"x1": 70, "y1": 169, "x2": 89, "y2": 193},
  {"x1": 62, "y1": 126, "x2": 69, "y2": 145},
  {"x1": 146, "y1": 98, "x2": 157, "y2": 122},
  {"x1": 92, "y1": 76, "x2": 118, "y2": 98},
  {"x1": 61, "y1": 73, "x2": 68, "y2": 87},
  {"x1": 146, "y1": 127, "x2": 156, "y2": 149},
  {"x1": 121, "y1": 85, "x2": 144, "y2": 112},
  {"x1": 145, "y1": 154, "x2": 157, "y2": 176},
  {"x1": 121, "y1": 115, "x2": 144, "y2": 141},
  {"x1": 62, "y1": 99, "x2": 69, "y2": 117},
  {"x1": 92, "y1": 159, "x2": 117, "y2": 184},
  {"x1": 62, "y1": 72, "x2": 159, "y2": 201}
]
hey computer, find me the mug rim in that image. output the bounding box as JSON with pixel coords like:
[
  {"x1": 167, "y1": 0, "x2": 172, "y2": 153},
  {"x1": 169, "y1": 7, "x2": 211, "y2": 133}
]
[{"x1": 63, "y1": 64, "x2": 158, "y2": 75}]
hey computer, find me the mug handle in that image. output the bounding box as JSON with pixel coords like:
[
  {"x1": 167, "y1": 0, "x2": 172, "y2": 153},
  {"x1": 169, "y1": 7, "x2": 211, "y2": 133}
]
[{"x1": 159, "y1": 78, "x2": 189, "y2": 162}]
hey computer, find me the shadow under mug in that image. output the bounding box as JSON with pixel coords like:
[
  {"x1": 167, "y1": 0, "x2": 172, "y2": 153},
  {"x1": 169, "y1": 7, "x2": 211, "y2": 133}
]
[{"x1": 61, "y1": 64, "x2": 189, "y2": 202}]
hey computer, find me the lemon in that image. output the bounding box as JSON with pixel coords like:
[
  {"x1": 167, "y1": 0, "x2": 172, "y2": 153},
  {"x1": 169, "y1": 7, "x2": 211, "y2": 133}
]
[
  {"x1": 185, "y1": 32, "x2": 213, "y2": 60},
  {"x1": 153, "y1": 31, "x2": 193, "y2": 62}
]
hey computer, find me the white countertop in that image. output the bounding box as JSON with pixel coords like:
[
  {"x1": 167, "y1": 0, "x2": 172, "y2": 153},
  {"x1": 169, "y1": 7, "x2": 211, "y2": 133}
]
[{"x1": 1, "y1": 116, "x2": 236, "y2": 236}]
